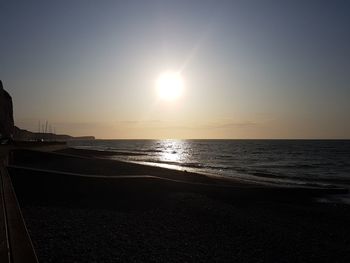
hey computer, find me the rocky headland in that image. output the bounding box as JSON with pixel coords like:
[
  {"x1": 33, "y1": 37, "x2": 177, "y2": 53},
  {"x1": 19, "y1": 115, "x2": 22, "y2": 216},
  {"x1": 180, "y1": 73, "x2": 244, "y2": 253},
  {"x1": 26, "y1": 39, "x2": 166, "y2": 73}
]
[
  {"x1": 0, "y1": 79, "x2": 94, "y2": 142},
  {"x1": 0, "y1": 80, "x2": 14, "y2": 139}
]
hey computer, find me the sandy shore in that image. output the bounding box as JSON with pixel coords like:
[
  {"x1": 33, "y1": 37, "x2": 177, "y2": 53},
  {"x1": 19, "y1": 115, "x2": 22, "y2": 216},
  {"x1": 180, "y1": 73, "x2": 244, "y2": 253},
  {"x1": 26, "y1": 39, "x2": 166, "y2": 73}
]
[{"x1": 7, "y1": 148, "x2": 350, "y2": 262}]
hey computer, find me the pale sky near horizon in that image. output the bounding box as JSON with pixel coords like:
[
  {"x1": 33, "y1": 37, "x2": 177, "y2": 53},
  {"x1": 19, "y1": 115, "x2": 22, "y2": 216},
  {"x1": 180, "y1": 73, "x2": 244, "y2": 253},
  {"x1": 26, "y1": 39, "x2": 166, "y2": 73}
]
[{"x1": 1, "y1": 0, "x2": 349, "y2": 139}]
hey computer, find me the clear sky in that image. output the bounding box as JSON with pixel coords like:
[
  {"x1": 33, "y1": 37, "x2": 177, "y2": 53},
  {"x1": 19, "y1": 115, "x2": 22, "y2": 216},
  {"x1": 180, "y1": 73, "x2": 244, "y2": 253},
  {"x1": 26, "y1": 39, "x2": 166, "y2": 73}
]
[{"x1": 1, "y1": 0, "x2": 349, "y2": 139}]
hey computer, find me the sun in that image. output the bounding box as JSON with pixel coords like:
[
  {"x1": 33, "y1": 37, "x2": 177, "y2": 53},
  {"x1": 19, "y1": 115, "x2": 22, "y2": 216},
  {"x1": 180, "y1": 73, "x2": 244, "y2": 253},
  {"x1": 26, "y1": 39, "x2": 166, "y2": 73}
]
[{"x1": 156, "y1": 71, "x2": 184, "y2": 101}]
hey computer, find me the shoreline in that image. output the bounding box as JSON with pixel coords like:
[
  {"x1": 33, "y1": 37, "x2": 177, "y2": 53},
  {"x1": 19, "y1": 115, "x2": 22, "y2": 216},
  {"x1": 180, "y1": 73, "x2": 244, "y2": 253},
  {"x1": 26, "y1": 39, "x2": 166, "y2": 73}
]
[
  {"x1": 5, "y1": 146, "x2": 350, "y2": 262},
  {"x1": 60, "y1": 147, "x2": 350, "y2": 193}
]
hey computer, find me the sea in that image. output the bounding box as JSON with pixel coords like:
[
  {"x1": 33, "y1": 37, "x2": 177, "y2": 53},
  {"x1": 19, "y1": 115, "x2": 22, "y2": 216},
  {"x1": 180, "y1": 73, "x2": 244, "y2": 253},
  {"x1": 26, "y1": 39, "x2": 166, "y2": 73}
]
[{"x1": 68, "y1": 140, "x2": 350, "y2": 189}]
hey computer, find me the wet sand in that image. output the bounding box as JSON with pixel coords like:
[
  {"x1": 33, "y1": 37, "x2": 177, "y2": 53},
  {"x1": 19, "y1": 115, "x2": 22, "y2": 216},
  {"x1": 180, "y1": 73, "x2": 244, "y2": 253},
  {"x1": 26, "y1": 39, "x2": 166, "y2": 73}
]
[{"x1": 7, "y1": 148, "x2": 350, "y2": 262}]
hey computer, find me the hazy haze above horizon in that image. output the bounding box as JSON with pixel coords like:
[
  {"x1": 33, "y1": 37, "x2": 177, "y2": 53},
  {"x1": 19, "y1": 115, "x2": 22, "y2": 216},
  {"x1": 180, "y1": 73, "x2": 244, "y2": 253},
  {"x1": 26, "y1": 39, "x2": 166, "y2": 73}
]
[{"x1": 1, "y1": 0, "x2": 349, "y2": 139}]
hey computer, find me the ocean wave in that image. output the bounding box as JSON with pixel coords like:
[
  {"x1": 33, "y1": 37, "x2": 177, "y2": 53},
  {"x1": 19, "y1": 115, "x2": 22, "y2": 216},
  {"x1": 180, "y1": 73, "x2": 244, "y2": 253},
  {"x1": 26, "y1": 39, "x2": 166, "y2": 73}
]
[
  {"x1": 253, "y1": 164, "x2": 315, "y2": 169},
  {"x1": 248, "y1": 170, "x2": 350, "y2": 184},
  {"x1": 129, "y1": 149, "x2": 163, "y2": 153},
  {"x1": 140, "y1": 159, "x2": 203, "y2": 169}
]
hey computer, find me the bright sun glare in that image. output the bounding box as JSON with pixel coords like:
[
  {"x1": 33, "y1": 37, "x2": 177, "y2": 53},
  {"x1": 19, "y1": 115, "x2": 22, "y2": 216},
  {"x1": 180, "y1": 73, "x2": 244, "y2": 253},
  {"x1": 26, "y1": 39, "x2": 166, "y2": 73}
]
[{"x1": 156, "y1": 71, "x2": 184, "y2": 101}]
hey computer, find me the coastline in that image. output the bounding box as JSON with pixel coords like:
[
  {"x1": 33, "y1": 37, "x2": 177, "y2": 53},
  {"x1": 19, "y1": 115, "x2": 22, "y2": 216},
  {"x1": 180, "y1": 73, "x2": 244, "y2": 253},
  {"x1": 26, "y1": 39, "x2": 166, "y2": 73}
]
[
  {"x1": 59, "y1": 147, "x2": 350, "y2": 192},
  {"x1": 67, "y1": 140, "x2": 350, "y2": 191},
  {"x1": 5, "y1": 146, "x2": 350, "y2": 262}
]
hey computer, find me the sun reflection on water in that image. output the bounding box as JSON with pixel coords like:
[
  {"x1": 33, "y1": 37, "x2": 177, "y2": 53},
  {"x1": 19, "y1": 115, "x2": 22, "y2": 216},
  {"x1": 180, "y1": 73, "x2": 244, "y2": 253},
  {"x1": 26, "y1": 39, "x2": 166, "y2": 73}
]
[{"x1": 156, "y1": 139, "x2": 188, "y2": 165}]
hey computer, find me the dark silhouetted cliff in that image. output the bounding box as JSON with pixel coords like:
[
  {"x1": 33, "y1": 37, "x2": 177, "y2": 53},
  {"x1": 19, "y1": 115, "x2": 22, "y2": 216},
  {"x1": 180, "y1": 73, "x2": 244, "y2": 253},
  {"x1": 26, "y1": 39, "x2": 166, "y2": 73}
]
[
  {"x1": 0, "y1": 80, "x2": 14, "y2": 139},
  {"x1": 1, "y1": 79, "x2": 94, "y2": 142}
]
